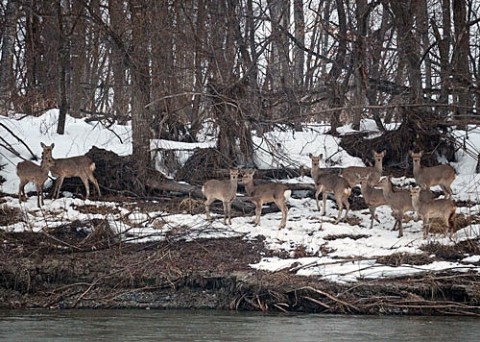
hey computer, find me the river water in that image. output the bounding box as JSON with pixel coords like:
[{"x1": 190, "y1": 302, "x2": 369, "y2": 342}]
[{"x1": 0, "y1": 309, "x2": 478, "y2": 341}]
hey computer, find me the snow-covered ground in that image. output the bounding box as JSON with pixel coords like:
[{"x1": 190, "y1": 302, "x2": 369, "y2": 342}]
[{"x1": 1, "y1": 110, "x2": 480, "y2": 283}]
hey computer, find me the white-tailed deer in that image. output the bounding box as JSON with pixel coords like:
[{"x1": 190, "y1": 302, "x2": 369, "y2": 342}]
[
  {"x1": 309, "y1": 154, "x2": 351, "y2": 223},
  {"x1": 358, "y1": 172, "x2": 386, "y2": 229},
  {"x1": 410, "y1": 151, "x2": 455, "y2": 198},
  {"x1": 410, "y1": 187, "x2": 456, "y2": 239},
  {"x1": 241, "y1": 169, "x2": 291, "y2": 229},
  {"x1": 42, "y1": 144, "x2": 101, "y2": 200},
  {"x1": 340, "y1": 150, "x2": 385, "y2": 188},
  {"x1": 377, "y1": 176, "x2": 413, "y2": 237},
  {"x1": 202, "y1": 169, "x2": 239, "y2": 225},
  {"x1": 16, "y1": 142, "x2": 55, "y2": 207}
]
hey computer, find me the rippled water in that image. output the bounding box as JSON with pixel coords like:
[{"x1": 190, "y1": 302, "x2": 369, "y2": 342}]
[{"x1": 1, "y1": 309, "x2": 479, "y2": 342}]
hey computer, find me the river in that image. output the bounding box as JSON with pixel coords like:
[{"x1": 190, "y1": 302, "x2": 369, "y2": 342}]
[{"x1": 0, "y1": 309, "x2": 478, "y2": 341}]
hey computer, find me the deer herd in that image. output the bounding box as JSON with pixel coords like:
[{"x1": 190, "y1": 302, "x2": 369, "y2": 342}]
[
  {"x1": 16, "y1": 142, "x2": 101, "y2": 207},
  {"x1": 202, "y1": 150, "x2": 457, "y2": 240},
  {"x1": 16, "y1": 142, "x2": 456, "y2": 240}
]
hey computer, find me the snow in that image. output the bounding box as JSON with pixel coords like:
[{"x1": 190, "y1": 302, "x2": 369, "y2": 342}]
[{"x1": 1, "y1": 110, "x2": 480, "y2": 284}]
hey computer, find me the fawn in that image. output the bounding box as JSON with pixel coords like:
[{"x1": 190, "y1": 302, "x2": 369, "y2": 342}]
[
  {"x1": 410, "y1": 151, "x2": 455, "y2": 198},
  {"x1": 202, "y1": 169, "x2": 239, "y2": 225},
  {"x1": 41, "y1": 144, "x2": 101, "y2": 200},
  {"x1": 377, "y1": 176, "x2": 414, "y2": 237},
  {"x1": 16, "y1": 142, "x2": 55, "y2": 207},
  {"x1": 309, "y1": 154, "x2": 351, "y2": 223},
  {"x1": 358, "y1": 172, "x2": 386, "y2": 229},
  {"x1": 241, "y1": 169, "x2": 291, "y2": 229},
  {"x1": 340, "y1": 150, "x2": 385, "y2": 188},
  {"x1": 410, "y1": 187, "x2": 456, "y2": 239}
]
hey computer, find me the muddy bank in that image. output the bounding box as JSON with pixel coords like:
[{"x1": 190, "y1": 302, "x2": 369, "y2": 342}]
[{"x1": 1, "y1": 231, "x2": 480, "y2": 316}]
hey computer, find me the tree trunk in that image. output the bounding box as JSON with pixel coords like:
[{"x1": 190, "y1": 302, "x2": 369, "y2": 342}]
[
  {"x1": 108, "y1": 0, "x2": 128, "y2": 123},
  {"x1": 351, "y1": 0, "x2": 370, "y2": 130},
  {"x1": 70, "y1": 1, "x2": 87, "y2": 118},
  {"x1": 452, "y1": 0, "x2": 473, "y2": 120},
  {"x1": 328, "y1": 0, "x2": 347, "y2": 135},
  {"x1": 0, "y1": 0, "x2": 18, "y2": 113},
  {"x1": 56, "y1": 0, "x2": 67, "y2": 135},
  {"x1": 430, "y1": 0, "x2": 451, "y2": 118},
  {"x1": 389, "y1": 1, "x2": 423, "y2": 105},
  {"x1": 128, "y1": 0, "x2": 153, "y2": 186}
]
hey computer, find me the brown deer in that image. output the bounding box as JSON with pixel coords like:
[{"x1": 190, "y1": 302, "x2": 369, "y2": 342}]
[
  {"x1": 377, "y1": 176, "x2": 414, "y2": 237},
  {"x1": 241, "y1": 169, "x2": 291, "y2": 229},
  {"x1": 340, "y1": 150, "x2": 385, "y2": 188},
  {"x1": 202, "y1": 169, "x2": 239, "y2": 225},
  {"x1": 16, "y1": 142, "x2": 55, "y2": 207},
  {"x1": 358, "y1": 172, "x2": 386, "y2": 229},
  {"x1": 309, "y1": 154, "x2": 351, "y2": 223},
  {"x1": 410, "y1": 151, "x2": 455, "y2": 198},
  {"x1": 410, "y1": 187, "x2": 456, "y2": 239},
  {"x1": 42, "y1": 144, "x2": 101, "y2": 200}
]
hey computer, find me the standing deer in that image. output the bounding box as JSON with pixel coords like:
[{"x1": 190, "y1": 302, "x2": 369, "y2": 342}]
[
  {"x1": 377, "y1": 176, "x2": 414, "y2": 237},
  {"x1": 42, "y1": 143, "x2": 101, "y2": 200},
  {"x1": 241, "y1": 169, "x2": 291, "y2": 229},
  {"x1": 410, "y1": 151, "x2": 456, "y2": 198},
  {"x1": 16, "y1": 142, "x2": 55, "y2": 207},
  {"x1": 410, "y1": 187, "x2": 456, "y2": 239},
  {"x1": 358, "y1": 172, "x2": 386, "y2": 229},
  {"x1": 340, "y1": 150, "x2": 385, "y2": 188},
  {"x1": 202, "y1": 169, "x2": 239, "y2": 225},
  {"x1": 309, "y1": 154, "x2": 351, "y2": 223}
]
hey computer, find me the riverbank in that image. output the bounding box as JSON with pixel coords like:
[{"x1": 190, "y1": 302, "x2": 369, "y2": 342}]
[{"x1": 1, "y1": 230, "x2": 479, "y2": 316}]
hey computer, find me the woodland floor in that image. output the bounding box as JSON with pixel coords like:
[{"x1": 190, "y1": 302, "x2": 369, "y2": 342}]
[{"x1": 1, "y1": 195, "x2": 480, "y2": 316}]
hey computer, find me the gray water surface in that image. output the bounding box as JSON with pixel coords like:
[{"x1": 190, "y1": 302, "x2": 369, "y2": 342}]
[{"x1": 0, "y1": 309, "x2": 478, "y2": 342}]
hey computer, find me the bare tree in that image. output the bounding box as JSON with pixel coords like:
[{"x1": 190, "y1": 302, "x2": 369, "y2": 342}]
[
  {"x1": 0, "y1": 0, "x2": 18, "y2": 113},
  {"x1": 452, "y1": 0, "x2": 473, "y2": 119}
]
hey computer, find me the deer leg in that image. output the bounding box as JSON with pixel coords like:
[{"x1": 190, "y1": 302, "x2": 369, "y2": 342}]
[
  {"x1": 80, "y1": 176, "x2": 90, "y2": 200},
  {"x1": 314, "y1": 186, "x2": 322, "y2": 212},
  {"x1": 342, "y1": 196, "x2": 350, "y2": 220},
  {"x1": 423, "y1": 216, "x2": 431, "y2": 239},
  {"x1": 397, "y1": 218, "x2": 403, "y2": 238},
  {"x1": 334, "y1": 195, "x2": 343, "y2": 224},
  {"x1": 226, "y1": 201, "x2": 233, "y2": 225},
  {"x1": 274, "y1": 198, "x2": 288, "y2": 229},
  {"x1": 204, "y1": 197, "x2": 215, "y2": 221},
  {"x1": 440, "y1": 184, "x2": 452, "y2": 199},
  {"x1": 423, "y1": 222, "x2": 428, "y2": 239},
  {"x1": 18, "y1": 180, "x2": 27, "y2": 202},
  {"x1": 35, "y1": 183, "x2": 43, "y2": 207},
  {"x1": 222, "y1": 201, "x2": 230, "y2": 225},
  {"x1": 88, "y1": 174, "x2": 101, "y2": 197},
  {"x1": 53, "y1": 176, "x2": 65, "y2": 199},
  {"x1": 321, "y1": 190, "x2": 327, "y2": 216},
  {"x1": 254, "y1": 200, "x2": 263, "y2": 226}
]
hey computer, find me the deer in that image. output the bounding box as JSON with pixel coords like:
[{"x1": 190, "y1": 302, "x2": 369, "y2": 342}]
[
  {"x1": 377, "y1": 176, "x2": 414, "y2": 238},
  {"x1": 241, "y1": 169, "x2": 291, "y2": 229},
  {"x1": 41, "y1": 143, "x2": 101, "y2": 200},
  {"x1": 201, "y1": 169, "x2": 239, "y2": 225},
  {"x1": 16, "y1": 142, "x2": 55, "y2": 207},
  {"x1": 309, "y1": 154, "x2": 351, "y2": 223},
  {"x1": 358, "y1": 172, "x2": 386, "y2": 229},
  {"x1": 340, "y1": 150, "x2": 385, "y2": 188},
  {"x1": 410, "y1": 151, "x2": 456, "y2": 198},
  {"x1": 410, "y1": 187, "x2": 456, "y2": 239}
]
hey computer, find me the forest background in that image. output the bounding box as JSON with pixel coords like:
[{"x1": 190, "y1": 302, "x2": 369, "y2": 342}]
[{"x1": 1, "y1": 0, "x2": 479, "y2": 184}]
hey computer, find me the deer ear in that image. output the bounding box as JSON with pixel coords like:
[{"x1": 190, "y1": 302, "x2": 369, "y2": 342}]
[
  {"x1": 41, "y1": 142, "x2": 46, "y2": 148},
  {"x1": 308, "y1": 153, "x2": 313, "y2": 158}
]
